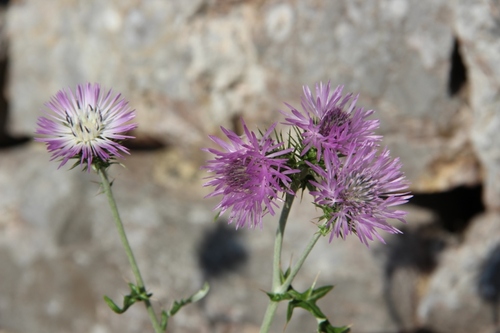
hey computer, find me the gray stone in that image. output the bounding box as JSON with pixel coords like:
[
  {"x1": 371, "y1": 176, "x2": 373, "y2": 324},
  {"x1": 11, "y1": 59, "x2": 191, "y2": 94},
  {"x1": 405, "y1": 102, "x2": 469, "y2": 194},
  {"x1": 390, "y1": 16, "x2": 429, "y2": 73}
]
[
  {"x1": 0, "y1": 142, "x2": 432, "y2": 332},
  {"x1": 0, "y1": 144, "x2": 223, "y2": 332},
  {"x1": 6, "y1": 0, "x2": 482, "y2": 192},
  {"x1": 2, "y1": 0, "x2": 499, "y2": 332},
  {"x1": 418, "y1": 212, "x2": 500, "y2": 333},
  {"x1": 454, "y1": 0, "x2": 500, "y2": 209}
]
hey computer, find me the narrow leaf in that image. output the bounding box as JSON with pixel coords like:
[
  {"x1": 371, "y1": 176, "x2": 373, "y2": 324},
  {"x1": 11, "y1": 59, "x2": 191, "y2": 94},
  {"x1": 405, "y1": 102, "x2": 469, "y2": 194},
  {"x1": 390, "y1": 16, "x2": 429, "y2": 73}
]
[
  {"x1": 103, "y1": 295, "x2": 133, "y2": 314},
  {"x1": 160, "y1": 310, "x2": 169, "y2": 331},
  {"x1": 310, "y1": 285, "x2": 334, "y2": 300},
  {"x1": 266, "y1": 291, "x2": 292, "y2": 302},
  {"x1": 317, "y1": 320, "x2": 350, "y2": 333},
  {"x1": 168, "y1": 282, "x2": 210, "y2": 317}
]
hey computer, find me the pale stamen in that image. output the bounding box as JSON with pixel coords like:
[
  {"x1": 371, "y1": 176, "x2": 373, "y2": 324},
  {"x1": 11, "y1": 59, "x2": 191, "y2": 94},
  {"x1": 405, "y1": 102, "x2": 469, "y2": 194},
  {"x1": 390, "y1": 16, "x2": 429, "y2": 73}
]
[{"x1": 67, "y1": 104, "x2": 105, "y2": 144}]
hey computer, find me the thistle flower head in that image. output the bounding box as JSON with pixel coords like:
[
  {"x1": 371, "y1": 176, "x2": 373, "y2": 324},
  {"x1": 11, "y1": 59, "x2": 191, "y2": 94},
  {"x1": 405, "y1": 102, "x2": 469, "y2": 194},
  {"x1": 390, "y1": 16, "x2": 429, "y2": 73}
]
[
  {"x1": 308, "y1": 145, "x2": 411, "y2": 246},
  {"x1": 203, "y1": 120, "x2": 298, "y2": 229},
  {"x1": 282, "y1": 82, "x2": 380, "y2": 161},
  {"x1": 35, "y1": 83, "x2": 137, "y2": 170}
]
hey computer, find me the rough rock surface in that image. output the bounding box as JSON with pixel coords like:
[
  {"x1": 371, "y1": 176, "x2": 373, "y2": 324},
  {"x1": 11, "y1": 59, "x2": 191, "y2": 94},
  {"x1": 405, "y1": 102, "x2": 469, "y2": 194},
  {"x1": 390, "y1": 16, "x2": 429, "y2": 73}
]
[
  {"x1": 418, "y1": 212, "x2": 500, "y2": 333},
  {"x1": 1, "y1": 1, "x2": 499, "y2": 333},
  {"x1": 6, "y1": 0, "x2": 481, "y2": 193},
  {"x1": 454, "y1": 0, "x2": 500, "y2": 210},
  {"x1": 0, "y1": 143, "x2": 406, "y2": 333}
]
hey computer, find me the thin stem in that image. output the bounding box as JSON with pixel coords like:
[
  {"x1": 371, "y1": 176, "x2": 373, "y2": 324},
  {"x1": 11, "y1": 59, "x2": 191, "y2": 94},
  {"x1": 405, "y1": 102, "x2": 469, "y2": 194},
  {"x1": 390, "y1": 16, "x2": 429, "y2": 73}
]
[
  {"x1": 279, "y1": 231, "x2": 321, "y2": 293},
  {"x1": 98, "y1": 167, "x2": 163, "y2": 333},
  {"x1": 272, "y1": 193, "x2": 295, "y2": 290},
  {"x1": 260, "y1": 195, "x2": 323, "y2": 333},
  {"x1": 259, "y1": 301, "x2": 280, "y2": 333},
  {"x1": 260, "y1": 231, "x2": 322, "y2": 333},
  {"x1": 260, "y1": 193, "x2": 295, "y2": 333}
]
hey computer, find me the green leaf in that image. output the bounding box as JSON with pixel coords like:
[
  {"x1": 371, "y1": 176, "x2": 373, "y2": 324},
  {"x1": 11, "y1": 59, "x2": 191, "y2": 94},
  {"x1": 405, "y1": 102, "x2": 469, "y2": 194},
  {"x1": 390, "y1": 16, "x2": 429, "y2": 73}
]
[
  {"x1": 286, "y1": 298, "x2": 327, "y2": 323},
  {"x1": 103, "y1": 295, "x2": 125, "y2": 314},
  {"x1": 168, "y1": 282, "x2": 210, "y2": 317},
  {"x1": 213, "y1": 211, "x2": 221, "y2": 222},
  {"x1": 295, "y1": 300, "x2": 325, "y2": 319},
  {"x1": 266, "y1": 290, "x2": 294, "y2": 302},
  {"x1": 159, "y1": 283, "x2": 209, "y2": 331},
  {"x1": 68, "y1": 159, "x2": 82, "y2": 171},
  {"x1": 317, "y1": 319, "x2": 350, "y2": 333},
  {"x1": 188, "y1": 282, "x2": 210, "y2": 303},
  {"x1": 127, "y1": 283, "x2": 153, "y2": 301},
  {"x1": 310, "y1": 285, "x2": 334, "y2": 300},
  {"x1": 283, "y1": 283, "x2": 348, "y2": 333},
  {"x1": 160, "y1": 310, "x2": 169, "y2": 331},
  {"x1": 280, "y1": 266, "x2": 291, "y2": 283},
  {"x1": 102, "y1": 283, "x2": 152, "y2": 314},
  {"x1": 103, "y1": 294, "x2": 135, "y2": 314}
]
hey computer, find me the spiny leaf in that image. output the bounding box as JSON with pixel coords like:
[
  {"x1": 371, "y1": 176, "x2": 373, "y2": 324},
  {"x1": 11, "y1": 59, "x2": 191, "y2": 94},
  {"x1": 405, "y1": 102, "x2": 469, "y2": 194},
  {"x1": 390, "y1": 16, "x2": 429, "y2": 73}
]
[
  {"x1": 213, "y1": 211, "x2": 221, "y2": 222},
  {"x1": 167, "y1": 282, "x2": 210, "y2": 317},
  {"x1": 280, "y1": 266, "x2": 291, "y2": 283},
  {"x1": 103, "y1": 293, "x2": 135, "y2": 314},
  {"x1": 283, "y1": 283, "x2": 345, "y2": 333},
  {"x1": 266, "y1": 291, "x2": 293, "y2": 302},
  {"x1": 317, "y1": 319, "x2": 350, "y2": 333},
  {"x1": 310, "y1": 285, "x2": 334, "y2": 300},
  {"x1": 102, "y1": 283, "x2": 152, "y2": 314},
  {"x1": 160, "y1": 310, "x2": 169, "y2": 331},
  {"x1": 160, "y1": 283, "x2": 210, "y2": 330}
]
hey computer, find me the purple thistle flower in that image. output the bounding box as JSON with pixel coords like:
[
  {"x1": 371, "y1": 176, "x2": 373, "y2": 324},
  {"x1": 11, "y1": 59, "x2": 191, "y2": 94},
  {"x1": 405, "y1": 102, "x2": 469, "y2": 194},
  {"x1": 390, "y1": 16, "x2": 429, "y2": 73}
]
[
  {"x1": 203, "y1": 121, "x2": 298, "y2": 229},
  {"x1": 308, "y1": 145, "x2": 412, "y2": 246},
  {"x1": 36, "y1": 83, "x2": 137, "y2": 170},
  {"x1": 282, "y1": 82, "x2": 380, "y2": 161}
]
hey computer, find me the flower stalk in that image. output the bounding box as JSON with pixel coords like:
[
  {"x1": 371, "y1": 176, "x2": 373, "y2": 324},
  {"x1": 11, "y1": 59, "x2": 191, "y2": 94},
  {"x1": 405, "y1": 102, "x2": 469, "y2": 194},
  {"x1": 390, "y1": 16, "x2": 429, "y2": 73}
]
[
  {"x1": 259, "y1": 192, "x2": 295, "y2": 333},
  {"x1": 36, "y1": 82, "x2": 211, "y2": 332},
  {"x1": 272, "y1": 193, "x2": 295, "y2": 290},
  {"x1": 259, "y1": 193, "x2": 322, "y2": 333},
  {"x1": 98, "y1": 166, "x2": 163, "y2": 333}
]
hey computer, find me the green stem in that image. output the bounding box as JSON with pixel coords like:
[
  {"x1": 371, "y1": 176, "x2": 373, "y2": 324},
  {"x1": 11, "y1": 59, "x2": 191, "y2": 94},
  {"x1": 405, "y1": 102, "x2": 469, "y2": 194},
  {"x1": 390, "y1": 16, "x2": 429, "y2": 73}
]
[
  {"x1": 259, "y1": 301, "x2": 280, "y2": 333},
  {"x1": 259, "y1": 194, "x2": 323, "y2": 333},
  {"x1": 280, "y1": 231, "x2": 321, "y2": 292},
  {"x1": 260, "y1": 193, "x2": 295, "y2": 333},
  {"x1": 272, "y1": 193, "x2": 295, "y2": 290},
  {"x1": 98, "y1": 167, "x2": 163, "y2": 333}
]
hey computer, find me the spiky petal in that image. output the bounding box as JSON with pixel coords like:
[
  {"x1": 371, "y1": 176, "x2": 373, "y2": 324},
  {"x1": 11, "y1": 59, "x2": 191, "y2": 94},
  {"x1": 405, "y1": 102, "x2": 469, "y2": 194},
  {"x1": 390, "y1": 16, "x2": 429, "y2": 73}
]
[
  {"x1": 282, "y1": 82, "x2": 380, "y2": 161},
  {"x1": 308, "y1": 145, "x2": 412, "y2": 246},
  {"x1": 203, "y1": 120, "x2": 298, "y2": 229}
]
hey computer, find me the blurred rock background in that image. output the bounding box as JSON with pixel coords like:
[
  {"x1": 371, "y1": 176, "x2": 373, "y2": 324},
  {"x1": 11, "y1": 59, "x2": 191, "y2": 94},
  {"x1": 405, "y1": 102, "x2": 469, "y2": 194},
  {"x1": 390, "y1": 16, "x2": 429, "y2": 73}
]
[{"x1": 0, "y1": 0, "x2": 499, "y2": 332}]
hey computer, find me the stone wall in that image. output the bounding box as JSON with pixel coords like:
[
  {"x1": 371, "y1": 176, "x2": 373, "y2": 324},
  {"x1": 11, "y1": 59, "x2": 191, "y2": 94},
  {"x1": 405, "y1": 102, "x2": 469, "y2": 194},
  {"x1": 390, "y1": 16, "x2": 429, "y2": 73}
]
[{"x1": 0, "y1": 1, "x2": 499, "y2": 333}]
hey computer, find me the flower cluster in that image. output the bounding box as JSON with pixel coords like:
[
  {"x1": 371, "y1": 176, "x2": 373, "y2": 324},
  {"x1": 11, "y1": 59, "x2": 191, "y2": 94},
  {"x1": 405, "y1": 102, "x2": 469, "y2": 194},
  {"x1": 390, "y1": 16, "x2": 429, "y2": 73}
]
[
  {"x1": 36, "y1": 83, "x2": 137, "y2": 171},
  {"x1": 203, "y1": 121, "x2": 298, "y2": 229},
  {"x1": 203, "y1": 81, "x2": 411, "y2": 245}
]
